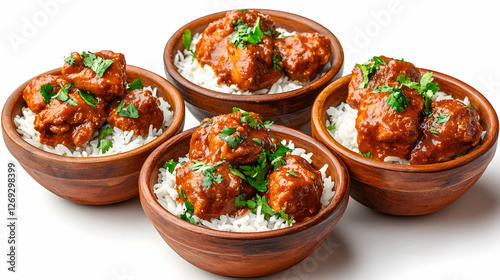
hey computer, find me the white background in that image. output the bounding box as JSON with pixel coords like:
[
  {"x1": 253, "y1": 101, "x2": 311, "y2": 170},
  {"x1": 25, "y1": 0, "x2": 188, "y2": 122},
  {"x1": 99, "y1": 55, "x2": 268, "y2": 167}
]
[{"x1": 1, "y1": 0, "x2": 499, "y2": 279}]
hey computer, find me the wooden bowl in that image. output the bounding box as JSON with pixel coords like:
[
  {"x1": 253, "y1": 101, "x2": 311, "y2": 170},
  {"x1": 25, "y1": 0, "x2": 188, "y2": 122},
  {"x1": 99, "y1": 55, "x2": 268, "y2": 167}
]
[
  {"x1": 139, "y1": 125, "x2": 349, "y2": 277},
  {"x1": 311, "y1": 70, "x2": 499, "y2": 215},
  {"x1": 163, "y1": 9, "x2": 344, "y2": 130},
  {"x1": 1, "y1": 65, "x2": 185, "y2": 205}
]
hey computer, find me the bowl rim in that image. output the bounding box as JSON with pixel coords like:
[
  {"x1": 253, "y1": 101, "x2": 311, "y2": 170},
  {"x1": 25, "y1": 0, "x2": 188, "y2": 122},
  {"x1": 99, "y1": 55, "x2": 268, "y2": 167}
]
[
  {"x1": 139, "y1": 124, "x2": 350, "y2": 240},
  {"x1": 1, "y1": 65, "x2": 185, "y2": 165},
  {"x1": 163, "y1": 8, "x2": 344, "y2": 102},
  {"x1": 311, "y1": 68, "x2": 500, "y2": 173}
]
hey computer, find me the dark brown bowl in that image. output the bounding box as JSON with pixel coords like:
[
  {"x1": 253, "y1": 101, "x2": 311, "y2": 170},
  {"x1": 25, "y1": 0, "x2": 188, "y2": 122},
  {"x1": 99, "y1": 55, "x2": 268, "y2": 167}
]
[
  {"x1": 163, "y1": 9, "x2": 344, "y2": 130},
  {"x1": 139, "y1": 125, "x2": 349, "y2": 277},
  {"x1": 311, "y1": 70, "x2": 499, "y2": 215},
  {"x1": 2, "y1": 65, "x2": 185, "y2": 205}
]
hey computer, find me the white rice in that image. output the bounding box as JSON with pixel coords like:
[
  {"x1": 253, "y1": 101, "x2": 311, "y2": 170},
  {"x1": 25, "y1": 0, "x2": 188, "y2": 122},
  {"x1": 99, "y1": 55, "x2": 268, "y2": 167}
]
[
  {"x1": 153, "y1": 139, "x2": 336, "y2": 232},
  {"x1": 326, "y1": 92, "x2": 471, "y2": 164},
  {"x1": 174, "y1": 29, "x2": 330, "y2": 95},
  {"x1": 14, "y1": 86, "x2": 174, "y2": 157}
]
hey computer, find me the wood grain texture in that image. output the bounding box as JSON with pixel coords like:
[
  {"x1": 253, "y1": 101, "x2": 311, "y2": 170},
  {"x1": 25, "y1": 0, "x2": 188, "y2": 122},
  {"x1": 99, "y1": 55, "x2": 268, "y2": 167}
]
[
  {"x1": 311, "y1": 70, "x2": 499, "y2": 215},
  {"x1": 163, "y1": 9, "x2": 344, "y2": 129},
  {"x1": 1, "y1": 65, "x2": 185, "y2": 205},
  {"x1": 139, "y1": 125, "x2": 350, "y2": 277}
]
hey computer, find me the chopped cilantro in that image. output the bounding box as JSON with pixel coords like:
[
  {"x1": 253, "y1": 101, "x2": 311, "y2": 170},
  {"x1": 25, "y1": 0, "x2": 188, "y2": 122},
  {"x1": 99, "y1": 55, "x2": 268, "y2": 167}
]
[
  {"x1": 229, "y1": 17, "x2": 264, "y2": 48},
  {"x1": 127, "y1": 78, "x2": 144, "y2": 90},
  {"x1": 182, "y1": 29, "x2": 196, "y2": 59},
  {"x1": 219, "y1": 127, "x2": 237, "y2": 138},
  {"x1": 52, "y1": 83, "x2": 77, "y2": 106},
  {"x1": 178, "y1": 186, "x2": 197, "y2": 225},
  {"x1": 219, "y1": 127, "x2": 245, "y2": 148},
  {"x1": 234, "y1": 193, "x2": 247, "y2": 208},
  {"x1": 272, "y1": 53, "x2": 282, "y2": 71},
  {"x1": 97, "y1": 126, "x2": 113, "y2": 154},
  {"x1": 326, "y1": 123, "x2": 336, "y2": 130},
  {"x1": 237, "y1": 194, "x2": 293, "y2": 225},
  {"x1": 81, "y1": 51, "x2": 114, "y2": 77},
  {"x1": 228, "y1": 164, "x2": 246, "y2": 180},
  {"x1": 433, "y1": 113, "x2": 450, "y2": 124},
  {"x1": 373, "y1": 84, "x2": 410, "y2": 113},
  {"x1": 78, "y1": 90, "x2": 98, "y2": 109},
  {"x1": 396, "y1": 72, "x2": 439, "y2": 116},
  {"x1": 287, "y1": 171, "x2": 298, "y2": 177},
  {"x1": 190, "y1": 160, "x2": 224, "y2": 187},
  {"x1": 356, "y1": 56, "x2": 387, "y2": 89},
  {"x1": 358, "y1": 151, "x2": 372, "y2": 158},
  {"x1": 164, "y1": 159, "x2": 182, "y2": 173},
  {"x1": 429, "y1": 126, "x2": 439, "y2": 135},
  {"x1": 116, "y1": 101, "x2": 139, "y2": 118},
  {"x1": 64, "y1": 55, "x2": 75, "y2": 65},
  {"x1": 468, "y1": 104, "x2": 474, "y2": 109},
  {"x1": 40, "y1": 82, "x2": 57, "y2": 104}
]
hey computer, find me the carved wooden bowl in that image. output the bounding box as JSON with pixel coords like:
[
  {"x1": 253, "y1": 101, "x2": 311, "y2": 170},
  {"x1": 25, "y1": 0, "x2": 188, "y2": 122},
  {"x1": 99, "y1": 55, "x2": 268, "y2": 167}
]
[
  {"x1": 311, "y1": 70, "x2": 499, "y2": 215},
  {"x1": 163, "y1": 9, "x2": 344, "y2": 130},
  {"x1": 139, "y1": 125, "x2": 349, "y2": 277},
  {"x1": 1, "y1": 65, "x2": 185, "y2": 205}
]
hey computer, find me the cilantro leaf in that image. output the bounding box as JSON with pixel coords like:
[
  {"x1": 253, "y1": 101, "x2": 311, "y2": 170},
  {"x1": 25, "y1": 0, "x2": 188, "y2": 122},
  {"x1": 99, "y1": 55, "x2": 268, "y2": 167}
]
[
  {"x1": 64, "y1": 55, "x2": 75, "y2": 65},
  {"x1": 116, "y1": 101, "x2": 139, "y2": 118},
  {"x1": 373, "y1": 84, "x2": 409, "y2": 113},
  {"x1": 326, "y1": 123, "x2": 336, "y2": 130},
  {"x1": 228, "y1": 164, "x2": 246, "y2": 180},
  {"x1": 433, "y1": 113, "x2": 450, "y2": 124},
  {"x1": 358, "y1": 151, "x2": 372, "y2": 158},
  {"x1": 78, "y1": 90, "x2": 98, "y2": 109},
  {"x1": 190, "y1": 160, "x2": 224, "y2": 188},
  {"x1": 97, "y1": 126, "x2": 113, "y2": 154},
  {"x1": 287, "y1": 171, "x2": 298, "y2": 177},
  {"x1": 127, "y1": 78, "x2": 144, "y2": 90},
  {"x1": 229, "y1": 17, "x2": 264, "y2": 48},
  {"x1": 81, "y1": 51, "x2": 114, "y2": 77},
  {"x1": 164, "y1": 159, "x2": 181, "y2": 173},
  {"x1": 52, "y1": 83, "x2": 77, "y2": 106},
  {"x1": 396, "y1": 72, "x2": 440, "y2": 116},
  {"x1": 40, "y1": 82, "x2": 57, "y2": 104},
  {"x1": 356, "y1": 56, "x2": 387, "y2": 89},
  {"x1": 182, "y1": 29, "x2": 196, "y2": 59},
  {"x1": 272, "y1": 53, "x2": 282, "y2": 71},
  {"x1": 429, "y1": 126, "x2": 439, "y2": 135},
  {"x1": 219, "y1": 127, "x2": 237, "y2": 138},
  {"x1": 235, "y1": 193, "x2": 247, "y2": 208}
]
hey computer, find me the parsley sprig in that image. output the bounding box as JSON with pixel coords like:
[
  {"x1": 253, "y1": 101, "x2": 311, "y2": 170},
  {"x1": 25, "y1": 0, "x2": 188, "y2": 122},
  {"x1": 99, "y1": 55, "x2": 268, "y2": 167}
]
[{"x1": 356, "y1": 56, "x2": 387, "y2": 89}]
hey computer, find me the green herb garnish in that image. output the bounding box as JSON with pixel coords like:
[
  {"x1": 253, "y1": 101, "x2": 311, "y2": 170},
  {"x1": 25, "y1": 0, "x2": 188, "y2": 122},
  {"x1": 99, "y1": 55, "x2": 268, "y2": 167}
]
[
  {"x1": 356, "y1": 56, "x2": 387, "y2": 89},
  {"x1": 116, "y1": 101, "x2": 139, "y2": 118},
  {"x1": 287, "y1": 171, "x2": 298, "y2": 177},
  {"x1": 64, "y1": 55, "x2": 75, "y2": 65},
  {"x1": 433, "y1": 113, "x2": 450, "y2": 124},
  {"x1": 190, "y1": 160, "x2": 224, "y2": 187},
  {"x1": 272, "y1": 53, "x2": 282, "y2": 71},
  {"x1": 358, "y1": 151, "x2": 372, "y2": 158},
  {"x1": 81, "y1": 51, "x2": 114, "y2": 77},
  {"x1": 178, "y1": 186, "x2": 197, "y2": 225},
  {"x1": 182, "y1": 29, "x2": 196, "y2": 59},
  {"x1": 429, "y1": 126, "x2": 439, "y2": 135},
  {"x1": 236, "y1": 194, "x2": 293, "y2": 225},
  {"x1": 78, "y1": 90, "x2": 98, "y2": 109},
  {"x1": 373, "y1": 84, "x2": 410, "y2": 113},
  {"x1": 127, "y1": 78, "x2": 144, "y2": 90},
  {"x1": 164, "y1": 159, "x2": 181, "y2": 173},
  {"x1": 40, "y1": 83, "x2": 58, "y2": 104},
  {"x1": 396, "y1": 72, "x2": 439, "y2": 116},
  {"x1": 97, "y1": 126, "x2": 113, "y2": 154},
  {"x1": 229, "y1": 17, "x2": 264, "y2": 48},
  {"x1": 52, "y1": 83, "x2": 77, "y2": 106},
  {"x1": 326, "y1": 123, "x2": 336, "y2": 130},
  {"x1": 219, "y1": 127, "x2": 245, "y2": 148}
]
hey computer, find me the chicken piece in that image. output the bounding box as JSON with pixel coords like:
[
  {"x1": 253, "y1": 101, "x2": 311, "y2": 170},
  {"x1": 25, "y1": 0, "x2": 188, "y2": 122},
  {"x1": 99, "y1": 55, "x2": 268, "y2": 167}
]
[
  {"x1": 195, "y1": 9, "x2": 282, "y2": 91},
  {"x1": 275, "y1": 32, "x2": 331, "y2": 82},
  {"x1": 175, "y1": 160, "x2": 255, "y2": 220},
  {"x1": 62, "y1": 50, "x2": 126, "y2": 102},
  {"x1": 356, "y1": 85, "x2": 424, "y2": 161},
  {"x1": 34, "y1": 91, "x2": 106, "y2": 147},
  {"x1": 22, "y1": 75, "x2": 71, "y2": 113},
  {"x1": 348, "y1": 56, "x2": 421, "y2": 108},
  {"x1": 410, "y1": 99, "x2": 483, "y2": 164},
  {"x1": 189, "y1": 111, "x2": 274, "y2": 164},
  {"x1": 106, "y1": 88, "x2": 164, "y2": 136},
  {"x1": 266, "y1": 155, "x2": 323, "y2": 223}
]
